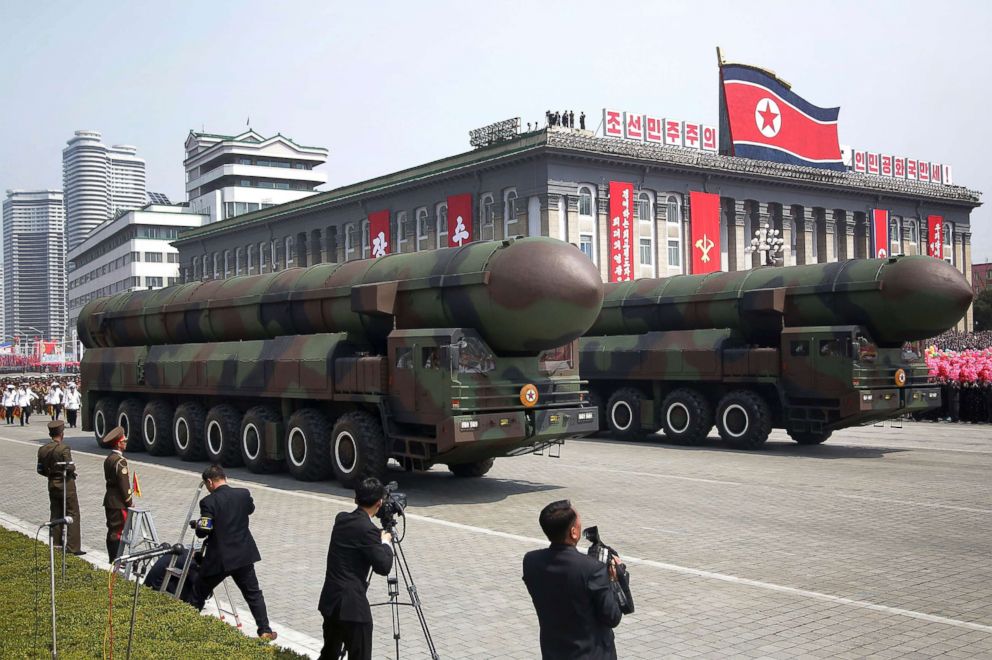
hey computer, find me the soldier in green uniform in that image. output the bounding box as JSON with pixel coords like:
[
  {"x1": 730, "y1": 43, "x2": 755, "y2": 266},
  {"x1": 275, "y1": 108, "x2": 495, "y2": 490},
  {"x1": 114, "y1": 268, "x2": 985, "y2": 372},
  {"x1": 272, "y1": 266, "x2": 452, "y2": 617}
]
[
  {"x1": 36, "y1": 420, "x2": 84, "y2": 555},
  {"x1": 102, "y1": 426, "x2": 133, "y2": 562}
]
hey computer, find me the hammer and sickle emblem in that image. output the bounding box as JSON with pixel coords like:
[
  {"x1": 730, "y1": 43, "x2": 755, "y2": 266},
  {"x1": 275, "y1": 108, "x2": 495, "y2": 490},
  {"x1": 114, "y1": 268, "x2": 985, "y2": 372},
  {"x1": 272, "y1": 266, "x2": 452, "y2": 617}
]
[{"x1": 694, "y1": 234, "x2": 715, "y2": 263}]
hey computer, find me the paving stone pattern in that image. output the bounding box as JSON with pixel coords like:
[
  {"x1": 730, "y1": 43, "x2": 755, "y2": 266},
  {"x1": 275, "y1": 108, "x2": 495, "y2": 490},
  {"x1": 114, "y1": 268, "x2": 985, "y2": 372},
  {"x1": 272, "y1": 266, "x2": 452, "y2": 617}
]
[{"x1": 0, "y1": 420, "x2": 990, "y2": 659}]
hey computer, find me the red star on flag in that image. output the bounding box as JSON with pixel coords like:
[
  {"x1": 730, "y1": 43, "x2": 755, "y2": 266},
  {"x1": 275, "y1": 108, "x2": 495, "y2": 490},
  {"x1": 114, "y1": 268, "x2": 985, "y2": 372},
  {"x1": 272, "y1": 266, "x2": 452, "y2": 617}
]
[{"x1": 758, "y1": 104, "x2": 778, "y2": 131}]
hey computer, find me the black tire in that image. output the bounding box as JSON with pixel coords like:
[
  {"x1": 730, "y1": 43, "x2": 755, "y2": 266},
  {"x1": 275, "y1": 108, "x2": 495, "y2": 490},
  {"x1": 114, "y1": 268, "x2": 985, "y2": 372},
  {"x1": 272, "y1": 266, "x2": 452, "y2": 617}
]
[
  {"x1": 330, "y1": 410, "x2": 388, "y2": 488},
  {"x1": 205, "y1": 404, "x2": 244, "y2": 467},
  {"x1": 93, "y1": 397, "x2": 119, "y2": 446},
  {"x1": 241, "y1": 406, "x2": 283, "y2": 474},
  {"x1": 173, "y1": 402, "x2": 207, "y2": 462},
  {"x1": 605, "y1": 388, "x2": 644, "y2": 440},
  {"x1": 285, "y1": 408, "x2": 333, "y2": 481},
  {"x1": 660, "y1": 388, "x2": 713, "y2": 445},
  {"x1": 116, "y1": 398, "x2": 145, "y2": 452},
  {"x1": 448, "y1": 457, "x2": 495, "y2": 478},
  {"x1": 141, "y1": 400, "x2": 175, "y2": 456},
  {"x1": 715, "y1": 390, "x2": 772, "y2": 450},
  {"x1": 789, "y1": 430, "x2": 832, "y2": 445}
]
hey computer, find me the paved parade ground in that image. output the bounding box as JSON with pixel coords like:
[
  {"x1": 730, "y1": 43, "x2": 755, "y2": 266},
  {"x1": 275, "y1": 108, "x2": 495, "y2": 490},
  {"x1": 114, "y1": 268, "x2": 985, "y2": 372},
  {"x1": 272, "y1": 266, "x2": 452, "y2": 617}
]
[{"x1": 1, "y1": 420, "x2": 991, "y2": 659}]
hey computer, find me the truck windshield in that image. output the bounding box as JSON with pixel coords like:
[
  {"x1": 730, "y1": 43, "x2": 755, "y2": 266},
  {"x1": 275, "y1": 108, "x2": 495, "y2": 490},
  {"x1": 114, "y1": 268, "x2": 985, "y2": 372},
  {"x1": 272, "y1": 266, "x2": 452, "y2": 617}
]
[
  {"x1": 856, "y1": 335, "x2": 877, "y2": 363},
  {"x1": 450, "y1": 337, "x2": 496, "y2": 374},
  {"x1": 539, "y1": 344, "x2": 573, "y2": 375}
]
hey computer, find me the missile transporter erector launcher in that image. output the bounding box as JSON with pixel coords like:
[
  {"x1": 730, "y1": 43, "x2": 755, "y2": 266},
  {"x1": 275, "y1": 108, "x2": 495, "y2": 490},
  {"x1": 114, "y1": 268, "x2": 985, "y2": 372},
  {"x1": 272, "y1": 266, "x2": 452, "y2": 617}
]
[
  {"x1": 581, "y1": 256, "x2": 973, "y2": 448},
  {"x1": 78, "y1": 237, "x2": 604, "y2": 484}
]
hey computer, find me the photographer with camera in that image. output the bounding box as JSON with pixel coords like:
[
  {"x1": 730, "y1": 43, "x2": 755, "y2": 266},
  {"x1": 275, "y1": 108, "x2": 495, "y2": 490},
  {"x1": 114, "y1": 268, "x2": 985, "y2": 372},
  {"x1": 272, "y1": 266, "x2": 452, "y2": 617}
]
[
  {"x1": 318, "y1": 477, "x2": 395, "y2": 660},
  {"x1": 523, "y1": 500, "x2": 625, "y2": 660}
]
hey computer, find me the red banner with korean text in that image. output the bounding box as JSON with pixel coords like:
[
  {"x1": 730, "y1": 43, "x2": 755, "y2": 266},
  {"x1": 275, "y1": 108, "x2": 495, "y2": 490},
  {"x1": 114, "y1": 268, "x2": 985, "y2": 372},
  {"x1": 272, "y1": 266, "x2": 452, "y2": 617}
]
[
  {"x1": 368, "y1": 210, "x2": 391, "y2": 258},
  {"x1": 688, "y1": 191, "x2": 721, "y2": 274},
  {"x1": 871, "y1": 209, "x2": 889, "y2": 258},
  {"x1": 927, "y1": 215, "x2": 943, "y2": 260},
  {"x1": 447, "y1": 194, "x2": 473, "y2": 247},
  {"x1": 608, "y1": 182, "x2": 634, "y2": 282}
]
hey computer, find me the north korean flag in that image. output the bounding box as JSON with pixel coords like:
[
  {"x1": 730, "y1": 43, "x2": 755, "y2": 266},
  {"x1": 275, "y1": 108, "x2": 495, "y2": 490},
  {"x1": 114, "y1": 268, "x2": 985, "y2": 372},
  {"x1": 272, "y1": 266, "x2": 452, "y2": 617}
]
[{"x1": 721, "y1": 64, "x2": 844, "y2": 171}]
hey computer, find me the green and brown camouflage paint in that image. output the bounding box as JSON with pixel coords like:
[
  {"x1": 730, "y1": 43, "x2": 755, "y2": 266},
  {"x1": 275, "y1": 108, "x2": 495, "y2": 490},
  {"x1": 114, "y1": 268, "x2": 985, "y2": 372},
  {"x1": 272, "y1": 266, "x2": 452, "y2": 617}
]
[
  {"x1": 581, "y1": 256, "x2": 971, "y2": 446},
  {"x1": 79, "y1": 237, "x2": 604, "y2": 479}
]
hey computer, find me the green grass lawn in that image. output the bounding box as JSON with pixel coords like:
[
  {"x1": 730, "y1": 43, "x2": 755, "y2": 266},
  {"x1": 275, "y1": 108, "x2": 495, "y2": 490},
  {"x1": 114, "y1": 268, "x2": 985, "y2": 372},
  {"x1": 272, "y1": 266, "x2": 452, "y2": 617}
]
[{"x1": 0, "y1": 526, "x2": 306, "y2": 659}]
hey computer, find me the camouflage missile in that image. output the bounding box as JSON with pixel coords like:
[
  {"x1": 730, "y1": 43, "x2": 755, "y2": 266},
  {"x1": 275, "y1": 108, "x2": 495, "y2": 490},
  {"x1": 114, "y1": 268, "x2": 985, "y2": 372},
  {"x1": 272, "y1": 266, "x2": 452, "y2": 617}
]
[
  {"x1": 587, "y1": 255, "x2": 972, "y2": 347},
  {"x1": 78, "y1": 236, "x2": 603, "y2": 355}
]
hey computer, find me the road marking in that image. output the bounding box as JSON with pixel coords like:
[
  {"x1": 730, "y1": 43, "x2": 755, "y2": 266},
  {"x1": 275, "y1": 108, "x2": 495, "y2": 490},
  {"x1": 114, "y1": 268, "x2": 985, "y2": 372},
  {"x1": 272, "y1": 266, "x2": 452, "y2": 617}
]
[
  {"x1": 3, "y1": 433, "x2": 990, "y2": 636},
  {"x1": 565, "y1": 463, "x2": 744, "y2": 486}
]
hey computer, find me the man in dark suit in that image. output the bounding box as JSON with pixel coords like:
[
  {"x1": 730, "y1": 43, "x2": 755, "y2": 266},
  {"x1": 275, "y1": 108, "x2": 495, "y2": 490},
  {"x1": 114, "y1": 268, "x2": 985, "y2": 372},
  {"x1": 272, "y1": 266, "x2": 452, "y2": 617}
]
[
  {"x1": 318, "y1": 478, "x2": 394, "y2": 660},
  {"x1": 189, "y1": 464, "x2": 277, "y2": 641},
  {"x1": 523, "y1": 500, "x2": 624, "y2": 660}
]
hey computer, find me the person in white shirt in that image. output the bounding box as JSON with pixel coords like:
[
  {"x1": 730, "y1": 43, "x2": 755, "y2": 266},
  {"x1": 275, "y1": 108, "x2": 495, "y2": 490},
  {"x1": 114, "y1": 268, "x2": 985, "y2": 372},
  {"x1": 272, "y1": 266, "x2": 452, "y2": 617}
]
[
  {"x1": 16, "y1": 383, "x2": 38, "y2": 426},
  {"x1": 3, "y1": 385, "x2": 16, "y2": 424},
  {"x1": 64, "y1": 383, "x2": 82, "y2": 428}
]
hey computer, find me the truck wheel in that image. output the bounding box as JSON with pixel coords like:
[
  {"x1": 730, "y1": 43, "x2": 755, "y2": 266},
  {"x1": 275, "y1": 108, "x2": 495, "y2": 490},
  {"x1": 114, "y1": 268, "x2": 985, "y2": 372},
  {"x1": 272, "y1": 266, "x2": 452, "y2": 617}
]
[
  {"x1": 606, "y1": 388, "x2": 644, "y2": 440},
  {"x1": 205, "y1": 405, "x2": 244, "y2": 467},
  {"x1": 661, "y1": 388, "x2": 713, "y2": 445},
  {"x1": 93, "y1": 397, "x2": 119, "y2": 446},
  {"x1": 241, "y1": 406, "x2": 283, "y2": 474},
  {"x1": 173, "y1": 402, "x2": 207, "y2": 461},
  {"x1": 715, "y1": 390, "x2": 772, "y2": 450},
  {"x1": 141, "y1": 400, "x2": 174, "y2": 456},
  {"x1": 448, "y1": 457, "x2": 495, "y2": 478},
  {"x1": 116, "y1": 399, "x2": 145, "y2": 452},
  {"x1": 789, "y1": 430, "x2": 832, "y2": 445},
  {"x1": 331, "y1": 410, "x2": 387, "y2": 488},
  {"x1": 285, "y1": 408, "x2": 333, "y2": 482}
]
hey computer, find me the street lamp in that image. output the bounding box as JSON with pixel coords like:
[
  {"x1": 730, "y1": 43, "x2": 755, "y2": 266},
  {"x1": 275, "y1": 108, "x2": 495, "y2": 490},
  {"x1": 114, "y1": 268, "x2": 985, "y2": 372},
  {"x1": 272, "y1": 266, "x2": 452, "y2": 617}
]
[{"x1": 744, "y1": 223, "x2": 786, "y2": 267}]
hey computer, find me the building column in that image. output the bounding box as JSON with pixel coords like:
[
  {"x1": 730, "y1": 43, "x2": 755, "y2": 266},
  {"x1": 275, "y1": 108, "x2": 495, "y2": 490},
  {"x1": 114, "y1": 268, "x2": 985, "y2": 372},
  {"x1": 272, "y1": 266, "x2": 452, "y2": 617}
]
[
  {"x1": 296, "y1": 231, "x2": 308, "y2": 267},
  {"x1": 565, "y1": 195, "x2": 580, "y2": 250},
  {"x1": 832, "y1": 210, "x2": 848, "y2": 261},
  {"x1": 810, "y1": 208, "x2": 826, "y2": 263},
  {"x1": 597, "y1": 195, "x2": 609, "y2": 281},
  {"x1": 794, "y1": 207, "x2": 812, "y2": 265},
  {"x1": 963, "y1": 232, "x2": 973, "y2": 331},
  {"x1": 721, "y1": 198, "x2": 739, "y2": 271},
  {"x1": 545, "y1": 193, "x2": 563, "y2": 242}
]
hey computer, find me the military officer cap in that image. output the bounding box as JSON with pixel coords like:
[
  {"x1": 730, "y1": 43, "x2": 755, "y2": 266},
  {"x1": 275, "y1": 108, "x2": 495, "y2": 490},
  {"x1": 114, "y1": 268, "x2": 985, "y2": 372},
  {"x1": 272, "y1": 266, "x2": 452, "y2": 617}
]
[
  {"x1": 47, "y1": 420, "x2": 65, "y2": 436},
  {"x1": 100, "y1": 425, "x2": 126, "y2": 448}
]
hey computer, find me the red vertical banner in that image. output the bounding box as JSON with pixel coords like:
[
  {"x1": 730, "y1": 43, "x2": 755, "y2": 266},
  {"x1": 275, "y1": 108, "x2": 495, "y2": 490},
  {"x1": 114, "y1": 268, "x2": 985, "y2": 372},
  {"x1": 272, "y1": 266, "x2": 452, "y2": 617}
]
[
  {"x1": 368, "y1": 210, "x2": 391, "y2": 258},
  {"x1": 688, "y1": 191, "x2": 721, "y2": 274},
  {"x1": 446, "y1": 194, "x2": 473, "y2": 247},
  {"x1": 608, "y1": 182, "x2": 635, "y2": 282},
  {"x1": 927, "y1": 215, "x2": 944, "y2": 260},
  {"x1": 871, "y1": 209, "x2": 890, "y2": 258}
]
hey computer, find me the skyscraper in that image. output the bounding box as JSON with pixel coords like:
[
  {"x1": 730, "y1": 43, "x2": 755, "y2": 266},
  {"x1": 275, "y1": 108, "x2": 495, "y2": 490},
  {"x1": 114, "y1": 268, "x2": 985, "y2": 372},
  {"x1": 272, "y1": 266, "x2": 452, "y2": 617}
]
[
  {"x1": 2, "y1": 190, "x2": 66, "y2": 341},
  {"x1": 63, "y1": 130, "x2": 146, "y2": 250}
]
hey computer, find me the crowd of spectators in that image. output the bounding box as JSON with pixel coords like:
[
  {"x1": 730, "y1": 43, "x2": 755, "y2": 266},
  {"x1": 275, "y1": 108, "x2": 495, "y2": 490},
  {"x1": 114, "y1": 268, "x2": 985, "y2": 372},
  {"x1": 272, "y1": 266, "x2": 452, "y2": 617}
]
[{"x1": 925, "y1": 330, "x2": 992, "y2": 352}]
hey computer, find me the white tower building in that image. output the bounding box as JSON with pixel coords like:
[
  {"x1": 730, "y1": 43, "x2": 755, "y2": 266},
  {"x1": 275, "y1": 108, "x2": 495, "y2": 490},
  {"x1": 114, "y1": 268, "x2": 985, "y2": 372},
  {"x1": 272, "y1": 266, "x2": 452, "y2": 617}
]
[
  {"x1": 185, "y1": 129, "x2": 327, "y2": 224},
  {"x1": 63, "y1": 130, "x2": 147, "y2": 250},
  {"x1": 2, "y1": 190, "x2": 66, "y2": 342}
]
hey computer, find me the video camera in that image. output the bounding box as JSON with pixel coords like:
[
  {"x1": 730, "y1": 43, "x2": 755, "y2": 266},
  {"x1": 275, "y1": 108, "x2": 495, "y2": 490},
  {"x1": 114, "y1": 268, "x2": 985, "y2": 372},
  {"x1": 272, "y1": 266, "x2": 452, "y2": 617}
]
[
  {"x1": 583, "y1": 526, "x2": 635, "y2": 614},
  {"x1": 376, "y1": 481, "x2": 407, "y2": 530}
]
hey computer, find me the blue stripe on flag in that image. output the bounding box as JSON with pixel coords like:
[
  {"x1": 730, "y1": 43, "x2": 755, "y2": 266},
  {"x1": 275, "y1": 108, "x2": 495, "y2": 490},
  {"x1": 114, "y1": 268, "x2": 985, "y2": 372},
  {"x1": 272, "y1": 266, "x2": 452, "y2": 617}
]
[{"x1": 722, "y1": 65, "x2": 840, "y2": 123}]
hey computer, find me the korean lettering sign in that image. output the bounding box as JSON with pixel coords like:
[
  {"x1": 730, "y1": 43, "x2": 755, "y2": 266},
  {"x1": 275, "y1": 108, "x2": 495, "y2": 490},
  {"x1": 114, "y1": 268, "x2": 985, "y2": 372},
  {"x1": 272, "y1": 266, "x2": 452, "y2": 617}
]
[{"x1": 608, "y1": 181, "x2": 635, "y2": 282}]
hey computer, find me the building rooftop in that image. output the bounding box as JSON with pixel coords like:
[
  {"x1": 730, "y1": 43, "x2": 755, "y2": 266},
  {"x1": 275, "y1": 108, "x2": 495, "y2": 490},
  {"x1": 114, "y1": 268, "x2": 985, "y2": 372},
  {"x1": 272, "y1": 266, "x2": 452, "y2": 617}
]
[{"x1": 176, "y1": 128, "x2": 982, "y2": 244}]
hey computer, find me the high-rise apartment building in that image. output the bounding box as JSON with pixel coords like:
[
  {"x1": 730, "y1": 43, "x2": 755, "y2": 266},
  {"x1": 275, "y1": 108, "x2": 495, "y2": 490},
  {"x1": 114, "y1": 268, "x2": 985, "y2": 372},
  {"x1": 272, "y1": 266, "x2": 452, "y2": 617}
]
[
  {"x1": 2, "y1": 190, "x2": 66, "y2": 341},
  {"x1": 185, "y1": 129, "x2": 327, "y2": 224},
  {"x1": 63, "y1": 130, "x2": 147, "y2": 250}
]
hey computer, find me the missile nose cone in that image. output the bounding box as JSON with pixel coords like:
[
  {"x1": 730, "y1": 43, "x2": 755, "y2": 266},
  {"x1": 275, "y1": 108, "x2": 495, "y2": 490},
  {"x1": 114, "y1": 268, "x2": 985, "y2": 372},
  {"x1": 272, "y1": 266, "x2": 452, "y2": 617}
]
[
  {"x1": 486, "y1": 238, "x2": 604, "y2": 352},
  {"x1": 880, "y1": 256, "x2": 972, "y2": 342}
]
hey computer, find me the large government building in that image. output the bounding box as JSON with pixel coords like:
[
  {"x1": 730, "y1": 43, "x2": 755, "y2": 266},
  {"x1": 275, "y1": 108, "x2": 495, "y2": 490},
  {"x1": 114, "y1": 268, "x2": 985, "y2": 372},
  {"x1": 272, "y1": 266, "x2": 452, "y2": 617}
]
[{"x1": 174, "y1": 122, "x2": 982, "y2": 330}]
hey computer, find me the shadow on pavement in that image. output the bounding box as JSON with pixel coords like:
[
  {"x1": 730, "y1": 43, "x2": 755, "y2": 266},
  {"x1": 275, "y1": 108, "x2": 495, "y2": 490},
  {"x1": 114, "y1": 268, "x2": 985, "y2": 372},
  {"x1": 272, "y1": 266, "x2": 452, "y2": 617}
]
[
  {"x1": 60, "y1": 432, "x2": 561, "y2": 506},
  {"x1": 574, "y1": 434, "x2": 907, "y2": 460}
]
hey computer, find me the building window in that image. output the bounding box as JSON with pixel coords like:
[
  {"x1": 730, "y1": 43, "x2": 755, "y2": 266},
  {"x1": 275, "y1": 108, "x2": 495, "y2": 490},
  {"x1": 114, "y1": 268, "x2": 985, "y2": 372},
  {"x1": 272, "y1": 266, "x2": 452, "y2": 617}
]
[
  {"x1": 167, "y1": 253, "x2": 179, "y2": 263},
  {"x1": 503, "y1": 189, "x2": 518, "y2": 238},
  {"x1": 168, "y1": 277, "x2": 179, "y2": 286},
  {"x1": 579, "y1": 234, "x2": 594, "y2": 260},
  {"x1": 665, "y1": 194, "x2": 683, "y2": 273},
  {"x1": 201, "y1": 255, "x2": 209, "y2": 279},
  {"x1": 361, "y1": 220, "x2": 370, "y2": 259},
  {"x1": 636, "y1": 192, "x2": 651, "y2": 223},
  {"x1": 578, "y1": 187, "x2": 593, "y2": 217},
  {"x1": 396, "y1": 211, "x2": 408, "y2": 253},
  {"x1": 258, "y1": 242, "x2": 268, "y2": 272},
  {"x1": 235, "y1": 247, "x2": 243, "y2": 275},
  {"x1": 144, "y1": 252, "x2": 163, "y2": 263},
  {"x1": 667, "y1": 240, "x2": 681, "y2": 268},
  {"x1": 239, "y1": 179, "x2": 251, "y2": 187},
  {"x1": 416, "y1": 208, "x2": 430, "y2": 251},
  {"x1": 247, "y1": 244, "x2": 255, "y2": 273},
  {"x1": 436, "y1": 203, "x2": 448, "y2": 248},
  {"x1": 944, "y1": 222, "x2": 954, "y2": 264},
  {"x1": 224, "y1": 250, "x2": 231, "y2": 277},
  {"x1": 146, "y1": 276, "x2": 163, "y2": 288},
  {"x1": 640, "y1": 238, "x2": 653, "y2": 266},
  {"x1": 890, "y1": 217, "x2": 901, "y2": 256},
  {"x1": 907, "y1": 219, "x2": 919, "y2": 254},
  {"x1": 285, "y1": 236, "x2": 295, "y2": 267},
  {"x1": 212, "y1": 253, "x2": 220, "y2": 279},
  {"x1": 345, "y1": 223, "x2": 356, "y2": 259},
  {"x1": 480, "y1": 193, "x2": 495, "y2": 241}
]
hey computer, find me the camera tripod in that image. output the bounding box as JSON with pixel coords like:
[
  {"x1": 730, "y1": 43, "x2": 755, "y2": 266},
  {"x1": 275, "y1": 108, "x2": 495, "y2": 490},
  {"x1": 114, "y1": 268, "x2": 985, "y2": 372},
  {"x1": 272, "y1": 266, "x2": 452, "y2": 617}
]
[{"x1": 364, "y1": 516, "x2": 439, "y2": 660}]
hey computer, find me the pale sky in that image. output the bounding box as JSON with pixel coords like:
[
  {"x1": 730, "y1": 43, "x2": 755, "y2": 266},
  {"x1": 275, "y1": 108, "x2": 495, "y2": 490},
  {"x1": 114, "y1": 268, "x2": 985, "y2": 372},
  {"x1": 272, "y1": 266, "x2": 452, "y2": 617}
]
[{"x1": 1, "y1": 0, "x2": 989, "y2": 262}]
